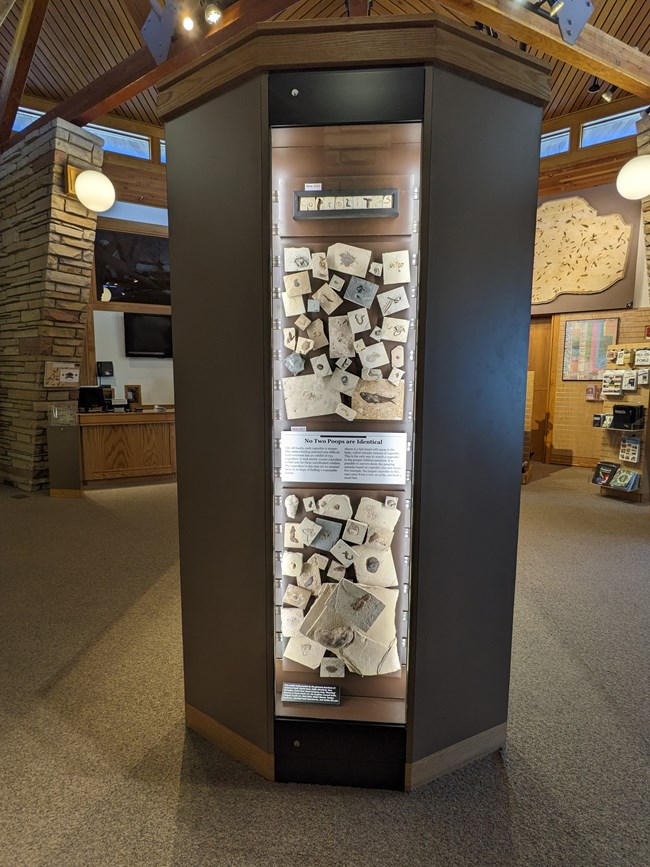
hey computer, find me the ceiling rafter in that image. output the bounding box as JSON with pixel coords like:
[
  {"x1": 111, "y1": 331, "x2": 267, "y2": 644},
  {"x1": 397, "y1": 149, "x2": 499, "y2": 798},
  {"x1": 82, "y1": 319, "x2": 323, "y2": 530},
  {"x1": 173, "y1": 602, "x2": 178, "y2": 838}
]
[
  {"x1": 435, "y1": 0, "x2": 650, "y2": 99},
  {"x1": 2, "y1": 0, "x2": 299, "y2": 151},
  {"x1": 0, "y1": 0, "x2": 49, "y2": 143}
]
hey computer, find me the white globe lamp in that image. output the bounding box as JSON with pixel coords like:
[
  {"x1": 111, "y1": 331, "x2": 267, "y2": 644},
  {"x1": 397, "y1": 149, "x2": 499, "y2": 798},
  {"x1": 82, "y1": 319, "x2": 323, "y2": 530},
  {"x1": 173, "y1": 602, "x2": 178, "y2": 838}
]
[
  {"x1": 74, "y1": 170, "x2": 116, "y2": 212},
  {"x1": 615, "y1": 155, "x2": 650, "y2": 201}
]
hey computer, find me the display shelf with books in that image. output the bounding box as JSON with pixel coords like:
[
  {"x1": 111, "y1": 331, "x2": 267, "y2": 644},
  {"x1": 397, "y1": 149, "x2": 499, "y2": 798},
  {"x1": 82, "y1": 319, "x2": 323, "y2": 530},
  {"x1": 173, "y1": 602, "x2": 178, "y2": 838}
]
[{"x1": 595, "y1": 344, "x2": 649, "y2": 502}]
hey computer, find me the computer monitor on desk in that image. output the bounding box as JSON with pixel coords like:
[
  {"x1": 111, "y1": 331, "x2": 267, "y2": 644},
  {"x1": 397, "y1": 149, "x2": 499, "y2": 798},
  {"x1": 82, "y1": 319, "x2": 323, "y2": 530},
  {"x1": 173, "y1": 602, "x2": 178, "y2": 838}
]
[{"x1": 78, "y1": 386, "x2": 106, "y2": 413}]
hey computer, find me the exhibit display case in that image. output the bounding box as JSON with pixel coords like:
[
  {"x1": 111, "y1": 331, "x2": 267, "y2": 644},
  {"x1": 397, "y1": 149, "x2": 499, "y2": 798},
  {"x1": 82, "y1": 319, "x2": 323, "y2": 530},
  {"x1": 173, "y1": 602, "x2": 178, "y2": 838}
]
[
  {"x1": 271, "y1": 122, "x2": 422, "y2": 724},
  {"x1": 161, "y1": 15, "x2": 550, "y2": 789}
]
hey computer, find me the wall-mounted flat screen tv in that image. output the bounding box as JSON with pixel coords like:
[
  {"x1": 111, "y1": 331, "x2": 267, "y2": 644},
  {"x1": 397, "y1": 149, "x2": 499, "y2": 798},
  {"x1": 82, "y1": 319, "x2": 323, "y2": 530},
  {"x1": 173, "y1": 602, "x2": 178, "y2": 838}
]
[
  {"x1": 95, "y1": 230, "x2": 170, "y2": 305},
  {"x1": 124, "y1": 313, "x2": 173, "y2": 358}
]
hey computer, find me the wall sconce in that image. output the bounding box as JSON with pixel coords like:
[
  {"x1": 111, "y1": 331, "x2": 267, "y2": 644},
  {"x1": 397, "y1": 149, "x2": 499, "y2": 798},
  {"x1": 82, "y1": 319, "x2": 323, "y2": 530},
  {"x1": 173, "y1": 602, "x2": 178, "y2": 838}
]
[
  {"x1": 65, "y1": 164, "x2": 116, "y2": 213},
  {"x1": 616, "y1": 155, "x2": 650, "y2": 200}
]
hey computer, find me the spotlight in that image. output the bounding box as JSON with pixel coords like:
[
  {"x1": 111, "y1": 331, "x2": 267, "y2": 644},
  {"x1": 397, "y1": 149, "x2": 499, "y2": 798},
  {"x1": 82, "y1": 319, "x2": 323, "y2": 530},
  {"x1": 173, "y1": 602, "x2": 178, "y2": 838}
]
[
  {"x1": 601, "y1": 87, "x2": 615, "y2": 104},
  {"x1": 205, "y1": 3, "x2": 222, "y2": 25},
  {"x1": 587, "y1": 76, "x2": 601, "y2": 94},
  {"x1": 182, "y1": 15, "x2": 194, "y2": 31},
  {"x1": 548, "y1": 1, "x2": 564, "y2": 16}
]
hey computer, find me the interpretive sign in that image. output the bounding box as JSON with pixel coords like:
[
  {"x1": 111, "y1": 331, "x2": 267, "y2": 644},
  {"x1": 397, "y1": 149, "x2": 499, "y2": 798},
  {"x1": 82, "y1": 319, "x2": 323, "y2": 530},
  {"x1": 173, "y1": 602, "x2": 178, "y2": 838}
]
[
  {"x1": 280, "y1": 431, "x2": 407, "y2": 484},
  {"x1": 281, "y1": 683, "x2": 341, "y2": 706}
]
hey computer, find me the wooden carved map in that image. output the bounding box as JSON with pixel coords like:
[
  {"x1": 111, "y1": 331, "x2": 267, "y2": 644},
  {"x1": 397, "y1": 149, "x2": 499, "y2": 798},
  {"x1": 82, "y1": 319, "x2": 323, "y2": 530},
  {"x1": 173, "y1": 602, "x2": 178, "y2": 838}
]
[{"x1": 532, "y1": 197, "x2": 631, "y2": 305}]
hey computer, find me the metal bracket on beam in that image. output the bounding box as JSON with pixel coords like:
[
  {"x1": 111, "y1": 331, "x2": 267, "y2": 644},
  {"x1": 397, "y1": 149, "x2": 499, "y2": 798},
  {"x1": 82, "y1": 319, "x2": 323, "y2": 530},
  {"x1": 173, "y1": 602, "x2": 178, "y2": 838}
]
[
  {"x1": 141, "y1": 0, "x2": 180, "y2": 64},
  {"x1": 555, "y1": 0, "x2": 594, "y2": 46},
  {"x1": 345, "y1": 0, "x2": 373, "y2": 16}
]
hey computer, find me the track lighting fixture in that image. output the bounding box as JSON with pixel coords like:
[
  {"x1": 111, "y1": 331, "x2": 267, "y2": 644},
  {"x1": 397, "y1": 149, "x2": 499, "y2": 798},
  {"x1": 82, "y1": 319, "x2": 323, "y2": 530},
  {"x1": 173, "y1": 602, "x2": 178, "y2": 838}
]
[
  {"x1": 548, "y1": 1, "x2": 564, "y2": 16},
  {"x1": 204, "y1": 3, "x2": 222, "y2": 25},
  {"x1": 601, "y1": 87, "x2": 615, "y2": 104},
  {"x1": 587, "y1": 76, "x2": 601, "y2": 93}
]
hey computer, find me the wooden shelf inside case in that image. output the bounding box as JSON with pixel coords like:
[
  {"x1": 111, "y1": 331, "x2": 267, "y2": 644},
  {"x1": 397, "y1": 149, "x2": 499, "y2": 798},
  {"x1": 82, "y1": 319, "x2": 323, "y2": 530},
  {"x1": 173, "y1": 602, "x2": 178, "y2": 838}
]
[{"x1": 275, "y1": 660, "x2": 407, "y2": 724}]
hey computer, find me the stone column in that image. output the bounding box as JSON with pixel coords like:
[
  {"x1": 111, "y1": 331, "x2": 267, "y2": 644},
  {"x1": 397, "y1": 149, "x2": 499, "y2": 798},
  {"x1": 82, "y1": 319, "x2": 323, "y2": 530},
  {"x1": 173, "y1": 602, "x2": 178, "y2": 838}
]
[
  {"x1": 0, "y1": 118, "x2": 103, "y2": 490},
  {"x1": 637, "y1": 114, "x2": 650, "y2": 285}
]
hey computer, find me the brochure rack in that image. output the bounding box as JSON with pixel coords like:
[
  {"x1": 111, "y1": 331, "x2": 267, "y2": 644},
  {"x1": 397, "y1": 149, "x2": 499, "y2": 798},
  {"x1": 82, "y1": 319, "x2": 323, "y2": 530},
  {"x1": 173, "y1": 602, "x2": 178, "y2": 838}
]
[{"x1": 596, "y1": 343, "x2": 649, "y2": 502}]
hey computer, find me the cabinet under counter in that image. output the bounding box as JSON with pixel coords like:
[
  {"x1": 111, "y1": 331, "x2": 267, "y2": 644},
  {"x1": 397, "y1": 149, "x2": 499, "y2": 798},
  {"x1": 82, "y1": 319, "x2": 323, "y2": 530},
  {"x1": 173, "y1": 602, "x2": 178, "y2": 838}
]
[{"x1": 79, "y1": 411, "x2": 176, "y2": 482}]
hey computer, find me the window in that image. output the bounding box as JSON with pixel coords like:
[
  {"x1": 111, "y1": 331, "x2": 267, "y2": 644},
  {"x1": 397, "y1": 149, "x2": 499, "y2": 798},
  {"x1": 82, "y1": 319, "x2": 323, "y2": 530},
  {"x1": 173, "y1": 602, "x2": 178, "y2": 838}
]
[
  {"x1": 12, "y1": 107, "x2": 44, "y2": 132},
  {"x1": 160, "y1": 140, "x2": 167, "y2": 164},
  {"x1": 580, "y1": 107, "x2": 649, "y2": 148},
  {"x1": 84, "y1": 123, "x2": 151, "y2": 160},
  {"x1": 540, "y1": 128, "x2": 570, "y2": 158}
]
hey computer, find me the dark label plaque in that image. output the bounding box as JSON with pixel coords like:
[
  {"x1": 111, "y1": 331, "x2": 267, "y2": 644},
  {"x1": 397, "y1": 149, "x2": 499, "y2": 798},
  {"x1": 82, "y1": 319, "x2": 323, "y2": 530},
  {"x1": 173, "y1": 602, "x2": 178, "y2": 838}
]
[{"x1": 281, "y1": 683, "x2": 341, "y2": 706}]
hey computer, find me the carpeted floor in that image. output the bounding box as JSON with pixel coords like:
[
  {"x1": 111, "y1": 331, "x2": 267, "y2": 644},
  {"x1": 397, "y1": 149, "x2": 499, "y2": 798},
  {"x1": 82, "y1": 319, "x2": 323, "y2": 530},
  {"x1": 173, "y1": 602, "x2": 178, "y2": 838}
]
[{"x1": 0, "y1": 466, "x2": 647, "y2": 867}]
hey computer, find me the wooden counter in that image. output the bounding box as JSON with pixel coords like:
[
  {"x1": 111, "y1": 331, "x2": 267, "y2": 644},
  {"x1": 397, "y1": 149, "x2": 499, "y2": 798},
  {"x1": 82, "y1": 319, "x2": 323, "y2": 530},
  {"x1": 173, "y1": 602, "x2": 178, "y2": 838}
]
[{"x1": 79, "y1": 411, "x2": 176, "y2": 482}]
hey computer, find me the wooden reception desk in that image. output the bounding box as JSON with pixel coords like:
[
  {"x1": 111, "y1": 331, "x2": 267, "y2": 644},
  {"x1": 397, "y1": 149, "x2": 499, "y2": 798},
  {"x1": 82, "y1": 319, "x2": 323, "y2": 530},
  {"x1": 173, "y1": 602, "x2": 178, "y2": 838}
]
[{"x1": 79, "y1": 411, "x2": 176, "y2": 482}]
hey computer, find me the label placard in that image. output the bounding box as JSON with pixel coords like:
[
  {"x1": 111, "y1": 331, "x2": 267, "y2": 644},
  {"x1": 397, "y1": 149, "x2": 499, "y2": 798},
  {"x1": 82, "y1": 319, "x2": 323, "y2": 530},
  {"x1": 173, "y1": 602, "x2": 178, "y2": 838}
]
[
  {"x1": 280, "y1": 431, "x2": 407, "y2": 485},
  {"x1": 281, "y1": 683, "x2": 341, "y2": 706}
]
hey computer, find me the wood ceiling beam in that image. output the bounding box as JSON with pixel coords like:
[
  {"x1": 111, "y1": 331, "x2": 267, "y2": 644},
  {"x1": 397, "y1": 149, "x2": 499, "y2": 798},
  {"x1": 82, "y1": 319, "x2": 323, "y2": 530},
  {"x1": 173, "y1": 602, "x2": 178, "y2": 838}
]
[
  {"x1": 437, "y1": 0, "x2": 650, "y2": 99},
  {"x1": 1, "y1": 0, "x2": 297, "y2": 152},
  {"x1": 0, "y1": 0, "x2": 49, "y2": 144},
  {"x1": 0, "y1": 0, "x2": 18, "y2": 29}
]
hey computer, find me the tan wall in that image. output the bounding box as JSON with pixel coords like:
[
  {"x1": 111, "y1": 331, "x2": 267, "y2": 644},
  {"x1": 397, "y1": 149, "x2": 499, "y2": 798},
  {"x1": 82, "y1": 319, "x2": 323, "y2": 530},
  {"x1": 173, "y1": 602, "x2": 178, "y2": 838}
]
[{"x1": 549, "y1": 308, "x2": 650, "y2": 467}]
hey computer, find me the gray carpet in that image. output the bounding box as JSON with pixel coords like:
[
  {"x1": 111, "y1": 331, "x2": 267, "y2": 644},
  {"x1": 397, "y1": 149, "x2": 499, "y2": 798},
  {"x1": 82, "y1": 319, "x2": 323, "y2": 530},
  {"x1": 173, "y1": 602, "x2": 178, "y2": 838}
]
[{"x1": 0, "y1": 467, "x2": 647, "y2": 867}]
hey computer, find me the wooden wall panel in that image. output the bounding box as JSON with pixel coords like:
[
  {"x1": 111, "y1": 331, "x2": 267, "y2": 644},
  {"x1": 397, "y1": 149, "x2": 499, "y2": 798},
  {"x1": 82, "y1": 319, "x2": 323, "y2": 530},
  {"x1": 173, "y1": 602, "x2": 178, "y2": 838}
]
[
  {"x1": 103, "y1": 154, "x2": 167, "y2": 208},
  {"x1": 527, "y1": 316, "x2": 552, "y2": 462}
]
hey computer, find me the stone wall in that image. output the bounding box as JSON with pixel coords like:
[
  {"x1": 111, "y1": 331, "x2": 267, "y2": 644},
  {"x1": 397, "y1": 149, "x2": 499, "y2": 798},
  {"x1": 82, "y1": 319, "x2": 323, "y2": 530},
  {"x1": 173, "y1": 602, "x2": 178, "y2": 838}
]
[
  {"x1": 637, "y1": 114, "x2": 650, "y2": 285},
  {"x1": 0, "y1": 118, "x2": 103, "y2": 490}
]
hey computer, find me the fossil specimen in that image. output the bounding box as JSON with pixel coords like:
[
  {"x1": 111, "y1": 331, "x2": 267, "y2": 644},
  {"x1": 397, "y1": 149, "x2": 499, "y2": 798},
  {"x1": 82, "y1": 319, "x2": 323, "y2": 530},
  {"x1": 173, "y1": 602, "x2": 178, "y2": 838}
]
[{"x1": 314, "y1": 625, "x2": 355, "y2": 649}]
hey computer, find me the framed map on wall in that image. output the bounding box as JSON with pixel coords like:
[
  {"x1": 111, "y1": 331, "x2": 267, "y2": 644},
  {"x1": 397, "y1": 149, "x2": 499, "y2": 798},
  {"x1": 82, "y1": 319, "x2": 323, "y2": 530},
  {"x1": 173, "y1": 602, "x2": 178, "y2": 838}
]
[{"x1": 562, "y1": 318, "x2": 618, "y2": 381}]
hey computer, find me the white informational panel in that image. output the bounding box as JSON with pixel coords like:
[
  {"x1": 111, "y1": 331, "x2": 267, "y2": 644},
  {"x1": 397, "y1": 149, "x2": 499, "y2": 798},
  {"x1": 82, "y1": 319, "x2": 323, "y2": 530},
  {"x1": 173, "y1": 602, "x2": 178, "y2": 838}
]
[{"x1": 281, "y1": 431, "x2": 407, "y2": 485}]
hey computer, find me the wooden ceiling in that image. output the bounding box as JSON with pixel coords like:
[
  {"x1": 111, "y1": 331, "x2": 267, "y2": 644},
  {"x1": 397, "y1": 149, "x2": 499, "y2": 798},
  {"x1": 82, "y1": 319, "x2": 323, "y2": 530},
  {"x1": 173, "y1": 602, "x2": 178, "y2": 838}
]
[{"x1": 0, "y1": 0, "x2": 648, "y2": 129}]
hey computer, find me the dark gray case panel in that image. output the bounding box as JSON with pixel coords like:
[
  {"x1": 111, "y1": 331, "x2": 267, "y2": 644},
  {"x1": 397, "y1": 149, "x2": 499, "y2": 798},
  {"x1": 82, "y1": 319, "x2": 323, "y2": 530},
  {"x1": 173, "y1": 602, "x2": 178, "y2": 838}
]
[
  {"x1": 165, "y1": 77, "x2": 273, "y2": 752},
  {"x1": 275, "y1": 719, "x2": 406, "y2": 789},
  {"x1": 408, "y1": 67, "x2": 543, "y2": 762},
  {"x1": 269, "y1": 67, "x2": 425, "y2": 127}
]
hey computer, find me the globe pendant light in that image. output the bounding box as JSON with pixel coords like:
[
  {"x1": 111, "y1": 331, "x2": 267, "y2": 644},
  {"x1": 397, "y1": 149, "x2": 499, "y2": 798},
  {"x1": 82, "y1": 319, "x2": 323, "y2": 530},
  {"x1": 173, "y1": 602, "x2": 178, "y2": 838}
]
[
  {"x1": 74, "y1": 170, "x2": 116, "y2": 212},
  {"x1": 615, "y1": 155, "x2": 650, "y2": 201}
]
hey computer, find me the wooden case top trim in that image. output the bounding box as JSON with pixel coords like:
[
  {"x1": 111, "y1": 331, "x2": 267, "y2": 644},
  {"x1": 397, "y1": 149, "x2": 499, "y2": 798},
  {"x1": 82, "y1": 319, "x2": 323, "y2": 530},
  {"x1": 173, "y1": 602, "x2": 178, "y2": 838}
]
[{"x1": 157, "y1": 15, "x2": 550, "y2": 121}]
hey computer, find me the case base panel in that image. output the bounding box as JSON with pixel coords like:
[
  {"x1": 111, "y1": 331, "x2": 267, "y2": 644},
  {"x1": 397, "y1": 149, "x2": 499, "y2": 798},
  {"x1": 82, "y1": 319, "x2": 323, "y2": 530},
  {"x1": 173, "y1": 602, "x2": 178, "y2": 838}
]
[{"x1": 275, "y1": 718, "x2": 406, "y2": 789}]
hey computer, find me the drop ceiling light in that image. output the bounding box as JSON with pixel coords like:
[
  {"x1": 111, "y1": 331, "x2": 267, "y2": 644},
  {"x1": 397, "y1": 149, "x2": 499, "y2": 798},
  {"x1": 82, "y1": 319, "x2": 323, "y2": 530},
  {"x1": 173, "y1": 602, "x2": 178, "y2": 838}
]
[
  {"x1": 205, "y1": 3, "x2": 222, "y2": 24},
  {"x1": 616, "y1": 155, "x2": 650, "y2": 200},
  {"x1": 74, "y1": 170, "x2": 116, "y2": 213}
]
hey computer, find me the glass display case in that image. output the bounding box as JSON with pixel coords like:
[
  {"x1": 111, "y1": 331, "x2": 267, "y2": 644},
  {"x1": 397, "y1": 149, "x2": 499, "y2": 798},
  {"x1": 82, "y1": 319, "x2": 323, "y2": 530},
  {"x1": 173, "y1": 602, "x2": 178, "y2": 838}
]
[
  {"x1": 162, "y1": 14, "x2": 548, "y2": 788},
  {"x1": 270, "y1": 123, "x2": 422, "y2": 724}
]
